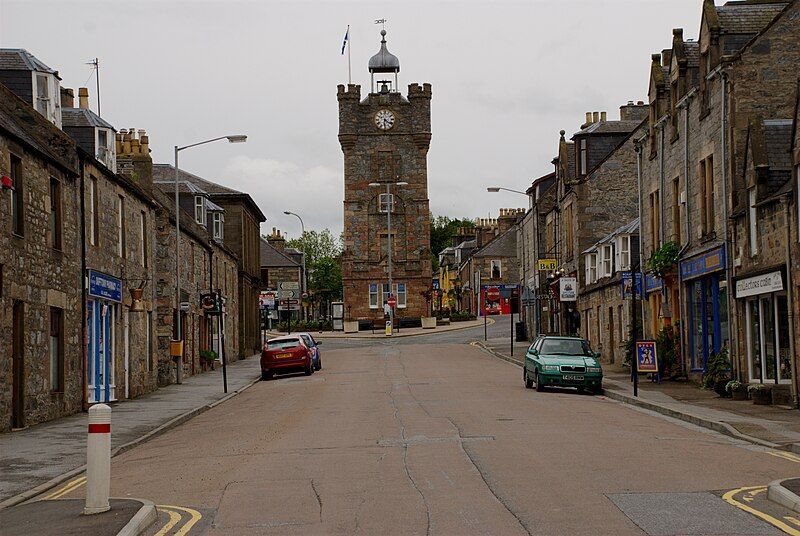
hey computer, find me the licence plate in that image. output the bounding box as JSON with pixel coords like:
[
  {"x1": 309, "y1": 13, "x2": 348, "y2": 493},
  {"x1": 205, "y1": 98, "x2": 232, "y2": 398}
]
[
  {"x1": 276, "y1": 353, "x2": 293, "y2": 359},
  {"x1": 562, "y1": 374, "x2": 584, "y2": 381}
]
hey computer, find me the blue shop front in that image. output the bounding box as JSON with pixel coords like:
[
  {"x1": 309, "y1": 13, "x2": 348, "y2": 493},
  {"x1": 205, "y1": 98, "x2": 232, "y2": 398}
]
[
  {"x1": 86, "y1": 270, "x2": 122, "y2": 403},
  {"x1": 680, "y1": 246, "x2": 729, "y2": 373}
]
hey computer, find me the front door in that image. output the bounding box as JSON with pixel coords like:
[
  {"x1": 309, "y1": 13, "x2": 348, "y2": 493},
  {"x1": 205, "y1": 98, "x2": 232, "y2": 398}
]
[
  {"x1": 12, "y1": 301, "x2": 24, "y2": 429},
  {"x1": 87, "y1": 300, "x2": 114, "y2": 403}
]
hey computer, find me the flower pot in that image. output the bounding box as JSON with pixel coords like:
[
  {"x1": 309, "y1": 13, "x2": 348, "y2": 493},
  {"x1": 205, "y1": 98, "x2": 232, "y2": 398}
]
[
  {"x1": 421, "y1": 316, "x2": 437, "y2": 329},
  {"x1": 713, "y1": 379, "x2": 730, "y2": 398},
  {"x1": 751, "y1": 389, "x2": 771, "y2": 405},
  {"x1": 343, "y1": 320, "x2": 359, "y2": 333}
]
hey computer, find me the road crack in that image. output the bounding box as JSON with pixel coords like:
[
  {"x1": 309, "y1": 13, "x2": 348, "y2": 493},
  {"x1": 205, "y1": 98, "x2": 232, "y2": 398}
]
[{"x1": 310, "y1": 478, "x2": 323, "y2": 521}]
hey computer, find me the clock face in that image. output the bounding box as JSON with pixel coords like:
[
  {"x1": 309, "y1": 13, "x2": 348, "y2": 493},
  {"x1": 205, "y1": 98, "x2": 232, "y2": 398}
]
[{"x1": 375, "y1": 109, "x2": 395, "y2": 130}]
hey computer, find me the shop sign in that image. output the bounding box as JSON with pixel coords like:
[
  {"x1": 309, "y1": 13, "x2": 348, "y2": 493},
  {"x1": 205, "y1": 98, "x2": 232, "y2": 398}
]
[
  {"x1": 680, "y1": 246, "x2": 726, "y2": 280},
  {"x1": 635, "y1": 341, "x2": 658, "y2": 373},
  {"x1": 645, "y1": 275, "x2": 662, "y2": 293},
  {"x1": 88, "y1": 270, "x2": 122, "y2": 303},
  {"x1": 735, "y1": 271, "x2": 783, "y2": 298},
  {"x1": 537, "y1": 259, "x2": 557, "y2": 271},
  {"x1": 259, "y1": 291, "x2": 276, "y2": 310},
  {"x1": 559, "y1": 277, "x2": 577, "y2": 302},
  {"x1": 620, "y1": 272, "x2": 642, "y2": 299}
]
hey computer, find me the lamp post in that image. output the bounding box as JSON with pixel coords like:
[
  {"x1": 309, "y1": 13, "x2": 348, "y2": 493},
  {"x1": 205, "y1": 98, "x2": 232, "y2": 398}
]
[
  {"x1": 369, "y1": 180, "x2": 408, "y2": 335},
  {"x1": 173, "y1": 134, "x2": 246, "y2": 384},
  {"x1": 283, "y1": 211, "x2": 307, "y2": 321}
]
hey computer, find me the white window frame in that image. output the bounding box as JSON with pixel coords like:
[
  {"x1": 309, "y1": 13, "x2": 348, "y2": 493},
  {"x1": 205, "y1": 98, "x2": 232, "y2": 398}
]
[
  {"x1": 490, "y1": 260, "x2": 502, "y2": 279},
  {"x1": 32, "y1": 72, "x2": 61, "y2": 128},
  {"x1": 213, "y1": 212, "x2": 224, "y2": 240},
  {"x1": 194, "y1": 196, "x2": 206, "y2": 225},
  {"x1": 95, "y1": 128, "x2": 116, "y2": 172},
  {"x1": 585, "y1": 253, "x2": 598, "y2": 284},
  {"x1": 379, "y1": 193, "x2": 394, "y2": 213},
  {"x1": 749, "y1": 187, "x2": 758, "y2": 256},
  {"x1": 382, "y1": 283, "x2": 391, "y2": 304},
  {"x1": 600, "y1": 244, "x2": 613, "y2": 277},
  {"x1": 616, "y1": 235, "x2": 631, "y2": 271},
  {"x1": 369, "y1": 284, "x2": 379, "y2": 309},
  {"x1": 397, "y1": 283, "x2": 407, "y2": 308}
]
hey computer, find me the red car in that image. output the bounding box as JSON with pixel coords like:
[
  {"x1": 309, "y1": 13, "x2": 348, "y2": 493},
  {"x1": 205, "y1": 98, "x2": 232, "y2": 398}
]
[{"x1": 261, "y1": 336, "x2": 314, "y2": 380}]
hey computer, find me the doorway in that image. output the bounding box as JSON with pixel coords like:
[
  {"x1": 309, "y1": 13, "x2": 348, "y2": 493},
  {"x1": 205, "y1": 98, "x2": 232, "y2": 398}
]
[
  {"x1": 12, "y1": 301, "x2": 24, "y2": 429},
  {"x1": 87, "y1": 299, "x2": 115, "y2": 403}
]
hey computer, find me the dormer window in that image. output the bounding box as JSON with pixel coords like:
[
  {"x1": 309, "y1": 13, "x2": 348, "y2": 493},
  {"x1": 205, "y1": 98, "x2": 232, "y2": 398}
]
[
  {"x1": 95, "y1": 128, "x2": 116, "y2": 172},
  {"x1": 194, "y1": 196, "x2": 206, "y2": 225},
  {"x1": 213, "y1": 213, "x2": 224, "y2": 240},
  {"x1": 615, "y1": 235, "x2": 632, "y2": 271},
  {"x1": 579, "y1": 139, "x2": 587, "y2": 175},
  {"x1": 32, "y1": 72, "x2": 61, "y2": 128},
  {"x1": 585, "y1": 253, "x2": 598, "y2": 284}
]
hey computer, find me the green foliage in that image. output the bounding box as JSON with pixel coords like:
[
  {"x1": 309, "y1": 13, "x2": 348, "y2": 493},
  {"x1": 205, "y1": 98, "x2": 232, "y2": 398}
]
[
  {"x1": 284, "y1": 229, "x2": 343, "y2": 301},
  {"x1": 286, "y1": 229, "x2": 341, "y2": 265},
  {"x1": 450, "y1": 311, "x2": 476, "y2": 321},
  {"x1": 701, "y1": 346, "x2": 731, "y2": 390},
  {"x1": 199, "y1": 349, "x2": 218, "y2": 362},
  {"x1": 279, "y1": 319, "x2": 332, "y2": 332},
  {"x1": 725, "y1": 380, "x2": 742, "y2": 394},
  {"x1": 655, "y1": 325, "x2": 680, "y2": 374},
  {"x1": 647, "y1": 241, "x2": 681, "y2": 278},
  {"x1": 430, "y1": 216, "x2": 476, "y2": 270}
]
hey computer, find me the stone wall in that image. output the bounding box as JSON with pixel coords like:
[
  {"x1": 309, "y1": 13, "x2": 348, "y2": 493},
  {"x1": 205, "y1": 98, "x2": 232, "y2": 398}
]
[{"x1": 580, "y1": 275, "x2": 630, "y2": 365}]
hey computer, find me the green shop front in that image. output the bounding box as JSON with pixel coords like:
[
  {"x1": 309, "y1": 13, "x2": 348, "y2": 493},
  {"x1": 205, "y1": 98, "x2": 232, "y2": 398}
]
[{"x1": 680, "y1": 246, "x2": 729, "y2": 373}]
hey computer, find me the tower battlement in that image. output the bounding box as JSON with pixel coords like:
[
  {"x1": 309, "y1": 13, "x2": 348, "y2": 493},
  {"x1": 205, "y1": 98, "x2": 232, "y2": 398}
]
[
  {"x1": 408, "y1": 83, "x2": 432, "y2": 98},
  {"x1": 337, "y1": 84, "x2": 361, "y2": 101}
]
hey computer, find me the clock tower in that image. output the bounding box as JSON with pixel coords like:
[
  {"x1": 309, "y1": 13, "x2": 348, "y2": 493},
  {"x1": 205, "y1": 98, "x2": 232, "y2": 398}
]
[{"x1": 337, "y1": 29, "x2": 432, "y2": 321}]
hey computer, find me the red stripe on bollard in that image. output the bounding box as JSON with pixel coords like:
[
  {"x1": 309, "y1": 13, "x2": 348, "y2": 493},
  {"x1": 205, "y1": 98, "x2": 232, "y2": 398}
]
[{"x1": 88, "y1": 423, "x2": 110, "y2": 434}]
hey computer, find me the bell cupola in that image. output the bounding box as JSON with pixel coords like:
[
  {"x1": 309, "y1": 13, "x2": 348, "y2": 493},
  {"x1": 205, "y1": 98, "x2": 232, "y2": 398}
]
[{"x1": 368, "y1": 29, "x2": 400, "y2": 94}]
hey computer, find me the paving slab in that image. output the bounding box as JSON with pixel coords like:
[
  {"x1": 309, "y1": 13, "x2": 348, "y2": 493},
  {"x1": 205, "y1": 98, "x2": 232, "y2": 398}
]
[{"x1": 0, "y1": 355, "x2": 260, "y2": 505}]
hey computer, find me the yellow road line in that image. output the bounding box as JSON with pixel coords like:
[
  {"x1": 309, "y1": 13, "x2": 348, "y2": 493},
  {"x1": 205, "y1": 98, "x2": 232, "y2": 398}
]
[
  {"x1": 723, "y1": 485, "x2": 800, "y2": 535},
  {"x1": 157, "y1": 504, "x2": 202, "y2": 535},
  {"x1": 786, "y1": 517, "x2": 800, "y2": 527},
  {"x1": 769, "y1": 451, "x2": 800, "y2": 463},
  {"x1": 45, "y1": 476, "x2": 86, "y2": 500},
  {"x1": 153, "y1": 507, "x2": 183, "y2": 536}
]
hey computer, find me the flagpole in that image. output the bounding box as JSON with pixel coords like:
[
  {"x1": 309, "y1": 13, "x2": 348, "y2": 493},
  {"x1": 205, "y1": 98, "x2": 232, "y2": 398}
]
[{"x1": 347, "y1": 24, "x2": 352, "y2": 85}]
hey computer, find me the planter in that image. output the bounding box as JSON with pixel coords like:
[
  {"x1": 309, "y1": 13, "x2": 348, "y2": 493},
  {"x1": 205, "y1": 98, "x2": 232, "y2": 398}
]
[
  {"x1": 751, "y1": 389, "x2": 771, "y2": 405},
  {"x1": 343, "y1": 320, "x2": 359, "y2": 334},
  {"x1": 731, "y1": 387, "x2": 748, "y2": 401},
  {"x1": 713, "y1": 379, "x2": 730, "y2": 398},
  {"x1": 421, "y1": 316, "x2": 437, "y2": 329}
]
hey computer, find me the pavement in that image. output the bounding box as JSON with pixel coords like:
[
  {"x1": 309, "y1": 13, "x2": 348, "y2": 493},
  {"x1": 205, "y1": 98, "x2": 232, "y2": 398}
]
[
  {"x1": 268, "y1": 316, "x2": 494, "y2": 339},
  {"x1": 48, "y1": 330, "x2": 800, "y2": 535},
  {"x1": 478, "y1": 335, "x2": 800, "y2": 453},
  {"x1": 0, "y1": 354, "x2": 261, "y2": 508},
  {"x1": 0, "y1": 498, "x2": 156, "y2": 536}
]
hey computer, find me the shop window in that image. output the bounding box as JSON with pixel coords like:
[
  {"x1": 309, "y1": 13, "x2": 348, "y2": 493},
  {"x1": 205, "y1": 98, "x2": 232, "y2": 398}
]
[
  {"x1": 11, "y1": 155, "x2": 23, "y2": 237},
  {"x1": 747, "y1": 299, "x2": 762, "y2": 381},
  {"x1": 748, "y1": 188, "x2": 758, "y2": 255},
  {"x1": 369, "y1": 283, "x2": 378, "y2": 309},
  {"x1": 49, "y1": 307, "x2": 63, "y2": 393}
]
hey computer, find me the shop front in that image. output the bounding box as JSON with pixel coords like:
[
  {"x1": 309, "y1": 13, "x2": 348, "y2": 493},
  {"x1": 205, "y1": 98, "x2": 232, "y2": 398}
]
[
  {"x1": 734, "y1": 269, "x2": 791, "y2": 385},
  {"x1": 86, "y1": 270, "x2": 122, "y2": 403},
  {"x1": 680, "y1": 246, "x2": 729, "y2": 373}
]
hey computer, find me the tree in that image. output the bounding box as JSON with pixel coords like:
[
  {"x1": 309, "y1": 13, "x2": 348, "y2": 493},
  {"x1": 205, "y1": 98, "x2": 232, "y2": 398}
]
[
  {"x1": 430, "y1": 216, "x2": 475, "y2": 270},
  {"x1": 286, "y1": 229, "x2": 341, "y2": 266},
  {"x1": 284, "y1": 229, "x2": 344, "y2": 317}
]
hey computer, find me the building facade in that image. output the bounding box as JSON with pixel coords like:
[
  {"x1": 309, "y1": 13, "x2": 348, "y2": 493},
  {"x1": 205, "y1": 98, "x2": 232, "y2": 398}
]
[{"x1": 338, "y1": 30, "x2": 433, "y2": 320}]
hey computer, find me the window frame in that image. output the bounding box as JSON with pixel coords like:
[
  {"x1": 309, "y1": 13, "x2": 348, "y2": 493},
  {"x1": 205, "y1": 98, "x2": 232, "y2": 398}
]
[
  {"x1": 117, "y1": 195, "x2": 126, "y2": 258},
  {"x1": 49, "y1": 307, "x2": 64, "y2": 393},
  {"x1": 49, "y1": 177, "x2": 62, "y2": 250},
  {"x1": 585, "y1": 253, "x2": 598, "y2": 284},
  {"x1": 396, "y1": 283, "x2": 407, "y2": 308},
  {"x1": 213, "y1": 212, "x2": 224, "y2": 240},
  {"x1": 616, "y1": 235, "x2": 631, "y2": 271},
  {"x1": 369, "y1": 283, "x2": 379, "y2": 309},
  {"x1": 579, "y1": 138, "x2": 587, "y2": 175},
  {"x1": 194, "y1": 195, "x2": 206, "y2": 225},
  {"x1": 10, "y1": 154, "x2": 23, "y2": 237},
  {"x1": 379, "y1": 192, "x2": 394, "y2": 213},
  {"x1": 601, "y1": 244, "x2": 614, "y2": 277},
  {"x1": 490, "y1": 260, "x2": 502, "y2": 280}
]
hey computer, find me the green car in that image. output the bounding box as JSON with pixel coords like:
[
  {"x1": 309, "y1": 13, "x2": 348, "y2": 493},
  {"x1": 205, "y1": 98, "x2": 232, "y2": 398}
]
[{"x1": 523, "y1": 336, "x2": 603, "y2": 394}]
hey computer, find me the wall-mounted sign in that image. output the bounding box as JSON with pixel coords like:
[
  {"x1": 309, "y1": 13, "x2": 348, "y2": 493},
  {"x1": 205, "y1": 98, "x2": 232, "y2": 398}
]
[
  {"x1": 635, "y1": 340, "x2": 659, "y2": 373},
  {"x1": 620, "y1": 272, "x2": 642, "y2": 299},
  {"x1": 680, "y1": 245, "x2": 726, "y2": 280},
  {"x1": 735, "y1": 271, "x2": 783, "y2": 298},
  {"x1": 537, "y1": 259, "x2": 558, "y2": 271},
  {"x1": 88, "y1": 270, "x2": 122, "y2": 303},
  {"x1": 559, "y1": 277, "x2": 577, "y2": 302}
]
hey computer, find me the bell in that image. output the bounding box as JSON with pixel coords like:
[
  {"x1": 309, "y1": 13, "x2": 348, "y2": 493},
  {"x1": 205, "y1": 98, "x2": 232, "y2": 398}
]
[
  {"x1": 1, "y1": 175, "x2": 12, "y2": 189},
  {"x1": 129, "y1": 287, "x2": 145, "y2": 312}
]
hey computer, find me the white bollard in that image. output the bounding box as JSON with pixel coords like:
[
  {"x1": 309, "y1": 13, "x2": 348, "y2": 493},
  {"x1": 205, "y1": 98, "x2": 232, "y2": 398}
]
[{"x1": 84, "y1": 403, "x2": 111, "y2": 515}]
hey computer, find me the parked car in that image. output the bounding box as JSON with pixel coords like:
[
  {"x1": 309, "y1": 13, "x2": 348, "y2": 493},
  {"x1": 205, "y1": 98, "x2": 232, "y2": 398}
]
[
  {"x1": 298, "y1": 332, "x2": 323, "y2": 371},
  {"x1": 484, "y1": 302, "x2": 502, "y2": 315},
  {"x1": 261, "y1": 336, "x2": 314, "y2": 380},
  {"x1": 523, "y1": 335, "x2": 603, "y2": 394}
]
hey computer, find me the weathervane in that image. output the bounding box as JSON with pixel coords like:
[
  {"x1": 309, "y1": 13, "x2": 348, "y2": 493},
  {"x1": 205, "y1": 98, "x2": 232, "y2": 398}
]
[{"x1": 375, "y1": 18, "x2": 387, "y2": 30}]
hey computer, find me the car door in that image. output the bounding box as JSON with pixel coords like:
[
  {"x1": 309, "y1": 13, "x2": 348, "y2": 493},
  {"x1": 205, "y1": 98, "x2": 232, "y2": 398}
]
[{"x1": 526, "y1": 337, "x2": 542, "y2": 376}]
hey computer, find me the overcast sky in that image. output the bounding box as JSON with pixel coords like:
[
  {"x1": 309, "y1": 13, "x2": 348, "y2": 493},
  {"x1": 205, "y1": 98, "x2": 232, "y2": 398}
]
[{"x1": 1, "y1": 0, "x2": 700, "y2": 238}]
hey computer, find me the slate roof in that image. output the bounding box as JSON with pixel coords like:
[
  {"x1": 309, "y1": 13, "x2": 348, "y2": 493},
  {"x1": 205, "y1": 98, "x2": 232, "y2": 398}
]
[
  {"x1": 154, "y1": 180, "x2": 209, "y2": 195},
  {"x1": 62, "y1": 107, "x2": 115, "y2": 130},
  {"x1": 573, "y1": 120, "x2": 641, "y2": 137},
  {"x1": 0, "y1": 49, "x2": 58, "y2": 75},
  {"x1": 260, "y1": 238, "x2": 300, "y2": 268},
  {"x1": 684, "y1": 41, "x2": 700, "y2": 67},
  {"x1": 473, "y1": 227, "x2": 517, "y2": 258},
  {"x1": 762, "y1": 119, "x2": 793, "y2": 194},
  {"x1": 716, "y1": 2, "x2": 789, "y2": 35},
  {"x1": 0, "y1": 82, "x2": 76, "y2": 173},
  {"x1": 583, "y1": 218, "x2": 639, "y2": 254}
]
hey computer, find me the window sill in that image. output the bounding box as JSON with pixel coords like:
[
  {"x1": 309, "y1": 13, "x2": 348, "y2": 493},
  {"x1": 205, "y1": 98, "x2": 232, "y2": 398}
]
[{"x1": 11, "y1": 232, "x2": 24, "y2": 240}]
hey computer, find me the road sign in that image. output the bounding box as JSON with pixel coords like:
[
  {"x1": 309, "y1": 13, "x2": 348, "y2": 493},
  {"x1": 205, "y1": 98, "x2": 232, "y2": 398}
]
[
  {"x1": 179, "y1": 301, "x2": 190, "y2": 311},
  {"x1": 486, "y1": 286, "x2": 501, "y2": 301},
  {"x1": 278, "y1": 290, "x2": 295, "y2": 299},
  {"x1": 537, "y1": 259, "x2": 557, "y2": 271},
  {"x1": 279, "y1": 281, "x2": 300, "y2": 290},
  {"x1": 302, "y1": 292, "x2": 309, "y2": 299},
  {"x1": 259, "y1": 291, "x2": 276, "y2": 310},
  {"x1": 387, "y1": 296, "x2": 397, "y2": 308}
]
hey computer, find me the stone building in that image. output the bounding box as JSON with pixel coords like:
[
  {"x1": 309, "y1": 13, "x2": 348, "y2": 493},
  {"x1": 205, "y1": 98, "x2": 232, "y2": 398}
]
[
  {"x1": 637, "y1": 0, "x2": 799, "y2": 389},
  {"x1": 260, "y1": 230, "x2": 303, "y2": 324},
  {"x1": 154, "y1": 164, "x2": 264, "y2": 358},
  {"x1": 0, "y1": 81, "x2": 81, "y2": 431},
  {"x1": 337, "y1": 30, "x2": 433, "y2": 321}
]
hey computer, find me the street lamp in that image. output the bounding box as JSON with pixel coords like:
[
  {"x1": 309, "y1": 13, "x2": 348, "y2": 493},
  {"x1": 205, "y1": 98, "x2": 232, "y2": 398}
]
[
  {"x1": 173, "y1": 134, "x2": 246, "y2": 383},
  {"x1": 369, "y1": 181, "x2": 408, "y2": 335},
  {"x1": 283, "y1": 211, "x2": 307, "y2": 321}
]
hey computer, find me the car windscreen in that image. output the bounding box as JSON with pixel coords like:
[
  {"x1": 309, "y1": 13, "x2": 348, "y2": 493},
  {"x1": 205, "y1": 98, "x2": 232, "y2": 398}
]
[
  {"x1": 539, "y1": 339, "x2": 593, "y2": 356},
  {"x1": 267, "y1": 339, "x2": 302, "y2": 350},
  {"x1": 300, "y1": 335, "x2": 314, "y2": 347}
]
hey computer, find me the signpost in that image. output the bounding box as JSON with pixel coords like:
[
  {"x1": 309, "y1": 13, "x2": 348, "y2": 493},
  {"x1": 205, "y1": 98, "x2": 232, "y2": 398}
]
[{"x1": 486, "y1": 286, "x2": 501, "y2": 302}]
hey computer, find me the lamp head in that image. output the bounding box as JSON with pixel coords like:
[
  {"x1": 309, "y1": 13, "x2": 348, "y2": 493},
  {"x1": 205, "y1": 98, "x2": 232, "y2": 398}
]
[
  {"x1": 487, "y1": 187, "x2": 501, "y2": 193},
  {"x1": 226, "y1": 135, "x2": 247, "y2": 143},
  {"x1": 283, "y1": 211, "x2": 291, "y2": 215},
  {"x1": 396, "y1": 181, "x2": 409, "y2": 186}
]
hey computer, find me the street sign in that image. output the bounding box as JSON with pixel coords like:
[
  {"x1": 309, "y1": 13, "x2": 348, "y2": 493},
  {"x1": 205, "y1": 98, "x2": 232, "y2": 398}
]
[
  {"x1": 302, "y1": 292, "x2": 309, "y2": 299},
  {"x1": 537, "y1": 259, "x2": 557, "y2": 271},
  {"x1": 387, "y1": 296, "x2": 397, "y2": 308},
  {"x1": 179, "y1": 301, "x2": 190, "y2": 311},
  {"x1": 279, "y1": 281, "x2": 300, "y2": 290},
  {"x1": 486, "y1": 286, "x2": 501, "y2": 301},
  {"x1": 278, "y1": 290, "x2": 295, "y2": 299},
  {"x1": 277, "y1": 298, "x2": 300, "y2": 311},
  {"x1": 259, "y1": 291, "x2": 276, "y2": 310}
]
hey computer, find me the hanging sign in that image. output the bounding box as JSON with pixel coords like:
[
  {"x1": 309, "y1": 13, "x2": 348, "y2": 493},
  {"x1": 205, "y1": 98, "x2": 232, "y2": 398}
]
[
  {"x1": 559, "y1": 277, "x2": 577, "y2": 302},
  {"x1": 635, "y1": 341, "x2": 659, "y2": 373},
  {"x1": 537, "y1": 259, "x2": 557, "y2": 271},
  {"x1": 88, "y1": 270, "x2": 122, "y2": 303}
]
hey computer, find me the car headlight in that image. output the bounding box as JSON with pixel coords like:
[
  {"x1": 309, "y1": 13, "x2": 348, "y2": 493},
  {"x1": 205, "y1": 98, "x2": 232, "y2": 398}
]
[
  {"x1": 587, "y1": 366, "x2": 602, "y2": 373},
  {"x1": 542, "y1": 365, "x2": 559, "y2": 371}
]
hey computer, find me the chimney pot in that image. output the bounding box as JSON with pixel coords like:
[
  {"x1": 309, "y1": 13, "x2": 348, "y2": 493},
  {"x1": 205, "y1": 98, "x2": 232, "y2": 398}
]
[
  {"x1": 78, "y1": 87, "x2": 89, "y2": 109},
  {"x1": 592, "y1": 112, "x2": 600, "y2": 123},
  {"x1": 600, "y1": 111, "x2": 607, "y2": 122},
  {"x1": 585, "y1": 112, "x2": 592, "y2": 124}
]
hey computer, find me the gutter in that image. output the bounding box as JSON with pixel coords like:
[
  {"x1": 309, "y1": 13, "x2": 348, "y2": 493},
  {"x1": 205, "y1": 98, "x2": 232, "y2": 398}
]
[{"x1": 79, "y1": 155, "x2": 88, "y2": 412}]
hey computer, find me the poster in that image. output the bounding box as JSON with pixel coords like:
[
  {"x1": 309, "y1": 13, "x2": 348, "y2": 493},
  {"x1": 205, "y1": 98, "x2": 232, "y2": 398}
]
[{"x1": 635, "y1": 340, "x2": 658, "y2": 373}]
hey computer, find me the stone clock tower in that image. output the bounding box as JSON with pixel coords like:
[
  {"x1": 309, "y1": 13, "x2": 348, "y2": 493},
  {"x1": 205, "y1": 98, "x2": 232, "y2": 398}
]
[{"x1": 337, "y1": 29, "x2": 432, "y2": 320}]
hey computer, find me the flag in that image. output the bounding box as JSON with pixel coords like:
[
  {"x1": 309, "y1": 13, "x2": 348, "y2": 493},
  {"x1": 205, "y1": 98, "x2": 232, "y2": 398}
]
[{"x1": 341, "y1": 26, "x2": 349, "y2": 55}]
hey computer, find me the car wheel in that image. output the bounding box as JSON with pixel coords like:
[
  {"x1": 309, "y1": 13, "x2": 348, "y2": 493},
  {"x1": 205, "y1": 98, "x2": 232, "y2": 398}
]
[
  {"x1": 315, "y1": 359, "x2": 322, "y2": 371},
  {"x1": 304, "y1": 361, "x2": 313, "y2": 376},
  {"x1": 577, "y1": 387, "x2": 586, "y2": 395},
  {"x1": 524, "y1": 368, "x2": 533, "y2": 389},
  {"x1": 261, "y1": 371, "x2": 273, "y2": 381},
  {"x1": 592, "y1": 384, "x2": 603, "y2": 396},
  {"x1": 535, "y1": 371, "x2": 544, "y2": 392}
]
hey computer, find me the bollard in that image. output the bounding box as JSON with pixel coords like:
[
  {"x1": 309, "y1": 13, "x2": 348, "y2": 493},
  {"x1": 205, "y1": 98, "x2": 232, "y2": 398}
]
[{"x1": 84, "y1": 403, "x2": 111, "y2": 514}]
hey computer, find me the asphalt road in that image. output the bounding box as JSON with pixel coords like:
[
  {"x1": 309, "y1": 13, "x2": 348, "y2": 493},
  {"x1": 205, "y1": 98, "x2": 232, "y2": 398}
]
[{"x1": 57, "y1": 319, "x2": 800, "y2": 535}]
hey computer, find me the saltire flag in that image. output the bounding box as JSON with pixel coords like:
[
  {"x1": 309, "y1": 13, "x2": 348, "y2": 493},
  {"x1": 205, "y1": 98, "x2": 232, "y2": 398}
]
[{"x1": 341, "y1": 26, "x2": 349, "y2": 55}]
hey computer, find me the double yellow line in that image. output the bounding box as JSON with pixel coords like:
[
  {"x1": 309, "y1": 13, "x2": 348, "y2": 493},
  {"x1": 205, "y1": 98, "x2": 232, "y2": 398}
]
[{"x1": 45, "y1": 476, "x2": 86, "y2": 499}]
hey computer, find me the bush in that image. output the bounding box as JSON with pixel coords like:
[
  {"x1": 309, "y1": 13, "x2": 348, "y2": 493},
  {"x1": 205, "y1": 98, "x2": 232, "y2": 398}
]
[
  {"x1": 199, "y1": 349, "x2": 218, "y2": 362},
  {"x1": 701, "y1": 346, "x2": 730, "y2": 390},
  {"x1": 655, "y1": 325, "x2": 680, "y2": 376},
  {"x1": 647, "y1": 241, "x2": 681, "y2": 278},
  {"x1": 450, "y1": 311, "x2": 476, "y2": 321},
  {"x1": 725, "y1": 380, "x2": 742, "y2": 394}
]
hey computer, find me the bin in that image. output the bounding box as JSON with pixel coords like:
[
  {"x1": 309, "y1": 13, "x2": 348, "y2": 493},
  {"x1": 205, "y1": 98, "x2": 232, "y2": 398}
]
[{"x1": 515, "y1": 321, "x2": 528, "y2": 342}]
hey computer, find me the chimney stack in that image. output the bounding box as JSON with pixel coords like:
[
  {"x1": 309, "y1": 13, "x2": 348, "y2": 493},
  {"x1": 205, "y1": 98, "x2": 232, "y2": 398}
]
[
  {"x1": 600, "y1": 111, "x2": 607, "y2": 122},
  {"x1": 60, "y1": 87, "x2": 74, "y2": 108},
  {"x1": 78, "y1": 87, "x2": 89, "y2": 109},
  {"x1": 116, "y1": 127, "x2": 153, "y2": 192},
  {"x1": 585, "y1": 112, "x2": 592, "y2": 125},
  {"x1": 267, "y1": 228, "x2": 286, "y2": 251},
  {"x1": 619, "y1": 100, "x2": 649, "y2": 121},
  {"x1": 592, "y1": 111, "x2": 600, "y2": 124}
]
